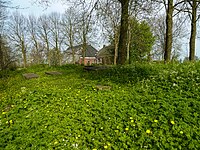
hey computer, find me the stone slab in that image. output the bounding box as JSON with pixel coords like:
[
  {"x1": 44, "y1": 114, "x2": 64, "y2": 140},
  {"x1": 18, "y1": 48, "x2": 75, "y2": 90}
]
[
  {"x1": 83, "y1": 66, "x2": 110, "y2": 71},
  {"x1": 45, "y1": 71, "x2": 62, "y2": 75},
  {"x1": 95, "y1": 85, "x2": 111, "y2": 91},
  {"x1": 23, "y1": 73, "x2": 39, "y2": 79}
]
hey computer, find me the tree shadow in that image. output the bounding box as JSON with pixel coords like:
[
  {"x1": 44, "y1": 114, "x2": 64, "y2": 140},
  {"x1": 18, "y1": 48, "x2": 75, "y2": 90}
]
[{"x1": 80, "y1": 64, "x2": 159, "y2": 85}]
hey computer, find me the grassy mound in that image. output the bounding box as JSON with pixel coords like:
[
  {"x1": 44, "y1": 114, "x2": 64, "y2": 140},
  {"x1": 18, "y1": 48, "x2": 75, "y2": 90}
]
[{"x1": 0, "y1": 63, "x2": 200, "y2": 149}]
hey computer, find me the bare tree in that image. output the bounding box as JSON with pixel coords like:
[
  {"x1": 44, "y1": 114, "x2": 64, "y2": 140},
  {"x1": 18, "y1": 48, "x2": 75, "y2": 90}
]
[
  {"x1": 98, "y1": 0, "x2": 121, "y2": 65},
  {"x1": 8, "y1": 12, "x2": 28, "y2": 68},
  {"x1": 61, "y1": 7, "x2": 79, "y2": 64},
  {"x1": 0, "y1": 0, "x2": 7, "y2": 69},
  {"x1": 27, "y1": 15, "x2": 43, "y2": 64},
  {"x1": 183, "y1": 0, "x2": 200, "y2": 61},
  {"x1": 49, "y1": 12, "x2": 63, "y2": 65},
  {"x1": 75, "y1": 2, "x2": 97, "y2": 65},
  {"x1": 38, "y1": 15, "x2": 51, "y2": 66},
  {"x1": 150, "y1": 13, "x2": 187, "y2": 60},
  {"x1": 155, "y1": 0, "x2": 200, "y2": 62},
  {"x1": 0, "y1": 0, "x2": 23, "y2": 69},
  {"x1": 152, "y1": 0, "x2": 186, "y2": 62}
]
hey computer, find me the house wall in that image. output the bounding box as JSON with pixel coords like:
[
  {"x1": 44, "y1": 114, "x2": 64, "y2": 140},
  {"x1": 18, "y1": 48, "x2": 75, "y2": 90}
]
[
  {"x1": 97, "y1": 57, "x2": 113, "y2": 65},
  {"x1": 64, "y1": 54, "x2": 80, "y2": 64},
  {"x1": 79, "y1": 57, "x2": 97, "y2": 65}
]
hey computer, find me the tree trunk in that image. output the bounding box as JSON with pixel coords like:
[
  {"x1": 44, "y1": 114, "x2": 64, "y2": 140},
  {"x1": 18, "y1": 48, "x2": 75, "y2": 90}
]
[
  {"x1": 0, "y1": 35, "x2": 3, "y2": 70},
  {"x1": 33, "y1": 37, "x2": 39, "y2": 64},
  {"x1": 45, "y1": 37, "x2": 50, "y2": 66},
  {"x1": 164, "y1": 0, "x2": 173, "y2": 63},
  {"x1": 114, "y1": 28, "x2": 118, "y2": 65},
  {"x1": 55, "y1": 36, "x2": 61, "y2": 66},
  {"x1": 22, "y1": 41, "x2": 27, "y2": 68},
  {"x1": 69, "y1": 24, "x2": 75, "y2": 64},
  {"x1": 127, "y1": 20, "x2": 131, "y2": 64},
  {"x1": 82, "y1": 33, "x2": 87, "y2": 65},
  {"x1": 117, "y1": 0, "x2": 129, "y2": 65},
  {"x1": 189, "y1": 0, "x2": 197, "y2": 61},
  {"x1": 70, "y1": 42, "x2": 75, "y2": 64}
]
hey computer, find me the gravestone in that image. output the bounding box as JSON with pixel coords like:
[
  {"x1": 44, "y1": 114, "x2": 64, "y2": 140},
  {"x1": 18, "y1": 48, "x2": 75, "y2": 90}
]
[
  {"x1": 95, "y1": 85, "x2": 111, "y2": 91},
  {"x1": 45, "y1": 71, "x2": 62, "y2": 75},
  {"x1": 23, "y1": 73, "x2": 39, "y2": 79}
]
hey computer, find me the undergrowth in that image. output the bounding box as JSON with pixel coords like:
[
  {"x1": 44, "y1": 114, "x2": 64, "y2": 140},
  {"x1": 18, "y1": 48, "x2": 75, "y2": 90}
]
[{"x1": 0, "y1": 63, "x2": 200, "y2": 149}]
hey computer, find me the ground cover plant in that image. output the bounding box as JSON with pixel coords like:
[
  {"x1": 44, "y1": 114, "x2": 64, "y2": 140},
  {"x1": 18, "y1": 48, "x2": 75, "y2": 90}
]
[{"x1": 0, "y1": 63, "x2": 200, "y2": 149}]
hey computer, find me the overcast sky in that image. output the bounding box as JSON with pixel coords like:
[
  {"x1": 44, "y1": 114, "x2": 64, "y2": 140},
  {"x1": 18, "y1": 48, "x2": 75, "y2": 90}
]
[{"x1": 11, "y1": 0, "x2": 68, "y2": 16}]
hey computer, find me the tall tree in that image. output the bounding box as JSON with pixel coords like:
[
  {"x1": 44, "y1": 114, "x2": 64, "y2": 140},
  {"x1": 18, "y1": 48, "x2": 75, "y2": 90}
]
[
  {"x1": 117, "y1": 0, "x2": 129, "y2": 64},
  {"x1": 27, "y1": 15, "x2": 42, "y2": 64},
  {"x1": 49, "y1": 12, "x2": 63, "y2": 65},
  {"x1": 0, "y1": 0, "x2": 7, "y2": 69},
  {"x1": 129, "y1": 18, "x2": 155, "y2": 62},
  {"x1": 76, "y1": 1, "x2": 97, "y2": 65},
  {"x1": 149, "y1": 13, "x2": 187, "y2": 60},
  {"x1": 155, "y1": 0, "x2": 185, "y2": 62},
  {"x1": 61, "y1": 7, "x2": 79, "y2": 64},
  {"x1": 98, "y1": 0, "x2": 121, "y2": 65},
  {"x1": 8, "y1": 12, "x2": 28, "y2": 67},
  {"x1": 184, "y1": 0, "x2": 200, "y2": 61},
  {"x1": 38, "y1": 15, "x2": 51, "y2": 66},
  {"x1": 0, "y1": 0, "x2": 18, "y2": 69},
  {"x1": 164, "y1": 0, "x2": 173, "y2": 62},
  {"x1": 127, "y1": 0, "x2": 158, "y2": 62}
]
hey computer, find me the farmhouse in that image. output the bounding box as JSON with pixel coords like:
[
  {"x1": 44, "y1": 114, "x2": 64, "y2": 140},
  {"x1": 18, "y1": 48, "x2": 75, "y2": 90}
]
[
  {"x1": 64, "y1": 44, "x2": 98, "y2": 65},
  {"x1": 97, "y1": 45, "x2": 115, "y2": 65}
]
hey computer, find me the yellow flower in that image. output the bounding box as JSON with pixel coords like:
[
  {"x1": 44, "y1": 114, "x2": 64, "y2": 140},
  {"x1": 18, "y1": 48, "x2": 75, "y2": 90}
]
[
  {"x1": 9, "y1": 120, "x2": 13, "y2": 124},
  {"x1": 93, "y1": 149, "x2": 97, "y2": 150},
  {"x1": 170, "y1": 121, "x2": 175, "y2": 125},
  {"x1": 54, "y1": 141, "x2": 58, "y2": 145},
  {"x1": 2, "y1": 112, "x2": 6, "y2": 115},
  {"x1": 104, "y1": 145, "x2": 108, "y2": 149},
  {"x1": 146, "y1": 129, "x2": 151, "y2": 134},
  {"x1": 131, "y1": 120, "x2": 134, "y2": 123},
  {"x1": 180, "y1": 131, "x2": 183, "y2": 134},
  {"x1": 154, "y1": 120, "x2": 158, "y2": 123},
  {"x1": 130, "y1": 117, "x2": 133, "y2": 120},
  {"x1": 125, "y1": 128, "x2": 129, "y2": 131}
]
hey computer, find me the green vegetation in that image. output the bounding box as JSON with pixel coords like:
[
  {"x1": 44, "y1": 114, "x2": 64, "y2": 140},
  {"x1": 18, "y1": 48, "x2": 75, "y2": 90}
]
[
  {"x1": 0, "y1": 63, "x2": 200, "y2": 149},
  {"x1": 129, "y1": 18, "x2": 155, "y2": 63}
]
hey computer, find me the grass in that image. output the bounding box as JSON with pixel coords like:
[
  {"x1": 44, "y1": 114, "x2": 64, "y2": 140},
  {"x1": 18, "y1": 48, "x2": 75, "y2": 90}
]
[{"x1": 0, "y1": 63, "x2": 200, "y2": 149}]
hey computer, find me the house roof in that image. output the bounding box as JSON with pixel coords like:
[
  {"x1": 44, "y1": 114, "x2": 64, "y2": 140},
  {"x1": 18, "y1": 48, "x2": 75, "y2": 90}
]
[
  {"x1": 66, "y1": 44, "x2": 98, "y2": 57},
  {"x1": 97, "y1": 45, "x2": 115, "y2": 57}
]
